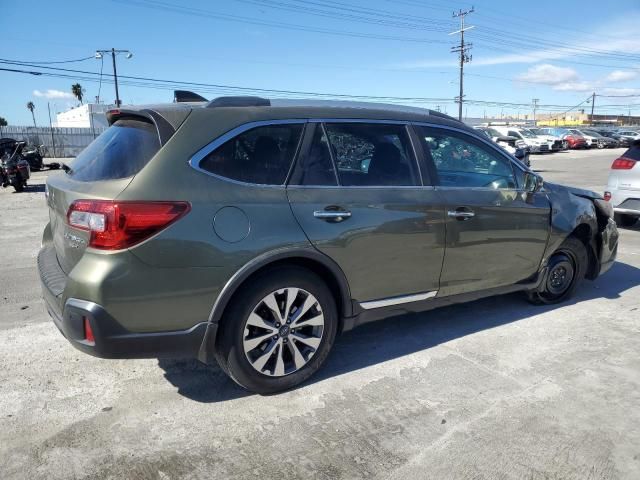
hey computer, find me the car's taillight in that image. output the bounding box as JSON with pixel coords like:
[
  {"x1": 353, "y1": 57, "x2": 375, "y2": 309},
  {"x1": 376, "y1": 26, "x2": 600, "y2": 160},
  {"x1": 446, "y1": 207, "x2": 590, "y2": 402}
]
[
  {"x1": 603, "y1": 191, "x2": 612, "y2": 201},
  {"x1": 611, "y1": 157, "x2": 636, "y2": 170},
  {"x1": 67, "y1": 200, "x2": 190, "y2": 250}
]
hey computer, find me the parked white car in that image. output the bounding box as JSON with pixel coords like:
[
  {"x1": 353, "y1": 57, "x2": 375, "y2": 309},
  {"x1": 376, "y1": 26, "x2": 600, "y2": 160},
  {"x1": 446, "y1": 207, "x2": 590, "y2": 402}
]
[
  {"x1": 490, "y1": 126, "x2": 552, "y2": 153},
  {"x1": 527, "y1": 128, "x2": 565, "y2": 150},
  {"x1": 605, "y1": 145, "x2": 640, "y2": 227}
]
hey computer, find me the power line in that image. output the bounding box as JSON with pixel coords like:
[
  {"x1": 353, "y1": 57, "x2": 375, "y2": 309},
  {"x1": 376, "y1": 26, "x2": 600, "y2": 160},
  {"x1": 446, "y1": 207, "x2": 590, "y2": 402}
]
[
  {"x1": 0, "y1": 56, "x2": 95, "y2": 65},
  {"x1": 4, "y1": 59, "x2": 637, "y2": 112},
  {"x1": 113, "y1": 0, "x2": 452, "y2": 45}
]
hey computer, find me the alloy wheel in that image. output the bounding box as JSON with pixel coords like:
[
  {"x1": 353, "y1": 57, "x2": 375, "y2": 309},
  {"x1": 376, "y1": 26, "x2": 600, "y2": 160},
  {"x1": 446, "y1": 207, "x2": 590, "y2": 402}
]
[{"x1": 242, "y1": 288, "x2": 324, "y2": 377}]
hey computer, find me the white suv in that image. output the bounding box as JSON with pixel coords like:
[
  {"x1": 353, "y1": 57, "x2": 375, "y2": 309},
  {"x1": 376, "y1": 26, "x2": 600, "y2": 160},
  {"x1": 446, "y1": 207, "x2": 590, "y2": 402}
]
[
  {"x1": 491, "y1": 126, "x2": 552, "y2": 153},
  {"x1": 605, "y1": 146, "x2": 640, "y2": 227}
]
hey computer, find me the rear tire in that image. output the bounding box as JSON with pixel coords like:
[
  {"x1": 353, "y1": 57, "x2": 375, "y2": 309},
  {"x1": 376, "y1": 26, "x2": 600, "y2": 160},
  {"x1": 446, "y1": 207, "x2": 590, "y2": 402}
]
[
  {"x1": 13, "y1": 182, "x2": 24, "y2": 193},
  {"x1": 215, "y1": 266, "x2": 338, "y2": 394},
  {"x1": 527, "y1": 236, "x2": 588, "y2": 305},
  {"x1": 614, "y1": 213, "x2": 638, "y2": 228}
]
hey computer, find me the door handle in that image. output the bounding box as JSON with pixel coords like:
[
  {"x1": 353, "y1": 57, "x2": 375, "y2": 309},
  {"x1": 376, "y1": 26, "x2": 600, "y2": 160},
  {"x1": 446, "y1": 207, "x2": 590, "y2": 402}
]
[
  {"x1": 313, "y1": 209, "x2": 352, "y2": 221},
  {"x1": 447, "y1": 208, "x2": 475, "y2": 220}
]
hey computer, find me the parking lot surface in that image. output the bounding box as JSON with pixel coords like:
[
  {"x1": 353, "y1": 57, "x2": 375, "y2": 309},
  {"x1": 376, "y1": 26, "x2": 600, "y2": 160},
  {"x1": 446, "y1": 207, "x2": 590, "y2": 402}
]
[{"x1": 1, "y1": 148, "x2": 639, "y2": 480}]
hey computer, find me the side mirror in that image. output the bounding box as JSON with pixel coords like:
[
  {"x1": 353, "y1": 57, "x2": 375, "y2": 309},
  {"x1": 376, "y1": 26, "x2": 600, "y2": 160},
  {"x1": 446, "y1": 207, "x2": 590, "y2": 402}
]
[
  {"x1": 524, "y1": 172, "x2": 544, "y2": 193},
  {"x1": 514, "y1": 149, "x2": 526, "y2": 159}
]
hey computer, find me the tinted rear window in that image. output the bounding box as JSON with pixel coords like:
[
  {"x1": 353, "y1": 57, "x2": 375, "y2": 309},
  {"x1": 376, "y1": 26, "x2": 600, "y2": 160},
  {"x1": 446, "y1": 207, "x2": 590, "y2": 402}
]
[
  {"x1": 69, "y1": 119, "x2": 160, "y2": 181},
  {"x1": 199, "y1": 124, "x2": 304, "y2": 185},
  {"x1": 623, "y1": 145, "x2": 640, "y2": 161}
]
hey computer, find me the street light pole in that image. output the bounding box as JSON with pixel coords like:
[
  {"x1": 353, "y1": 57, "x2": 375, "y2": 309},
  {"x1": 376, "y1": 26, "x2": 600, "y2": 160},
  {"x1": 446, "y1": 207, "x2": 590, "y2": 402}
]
[
  {"x1": 111, "y1": 48, "x2": 121, "y2": 107},
  {"x1": 96, "y1": 49, "x2": 133, "y2": 107}
]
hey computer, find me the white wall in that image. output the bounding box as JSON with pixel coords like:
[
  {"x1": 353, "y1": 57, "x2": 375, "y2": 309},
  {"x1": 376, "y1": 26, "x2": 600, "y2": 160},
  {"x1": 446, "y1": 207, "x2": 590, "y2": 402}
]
[{"x1": 54, "y1": 104, "x2": 111, "y2": 129}]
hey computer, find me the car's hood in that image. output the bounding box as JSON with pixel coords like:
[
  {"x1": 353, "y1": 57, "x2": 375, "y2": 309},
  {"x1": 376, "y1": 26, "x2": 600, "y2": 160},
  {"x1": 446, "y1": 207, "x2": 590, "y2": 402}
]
[{"x1": 544, "y1": 181, "x2": 602, "y2": 200}]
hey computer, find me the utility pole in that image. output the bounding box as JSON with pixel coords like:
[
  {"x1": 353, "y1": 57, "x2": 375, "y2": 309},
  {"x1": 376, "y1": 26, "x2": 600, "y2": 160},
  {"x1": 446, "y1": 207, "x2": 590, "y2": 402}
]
[
  {"x1": 590, "y1": 92, "x2": 596, "y2": 126},
  {"x1": 95, "y1": 49, "x2": 133, "y2": 107},
  {"x1": 532, "y1": 98, "x2": 539, "y2": 124},
  {"x1": 450, "y1": 7, "x2": 474, "y2": 122}
]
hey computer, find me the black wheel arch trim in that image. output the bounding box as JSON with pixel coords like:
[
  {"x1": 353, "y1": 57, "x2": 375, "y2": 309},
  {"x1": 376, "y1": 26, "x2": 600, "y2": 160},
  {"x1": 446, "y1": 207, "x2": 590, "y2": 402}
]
[{"x1": 197, "y1": 247, "x2": 352, "y2": 364}]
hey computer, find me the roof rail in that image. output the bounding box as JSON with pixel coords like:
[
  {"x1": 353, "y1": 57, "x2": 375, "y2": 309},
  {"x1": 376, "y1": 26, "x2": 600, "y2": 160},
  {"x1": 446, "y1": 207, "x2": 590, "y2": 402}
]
[
  {"x1": 207, "y1": 96, "x2": 271, "y2": 108},
  {"x1": 173, "y1": 90, "x2": 208, "y2": 103}
]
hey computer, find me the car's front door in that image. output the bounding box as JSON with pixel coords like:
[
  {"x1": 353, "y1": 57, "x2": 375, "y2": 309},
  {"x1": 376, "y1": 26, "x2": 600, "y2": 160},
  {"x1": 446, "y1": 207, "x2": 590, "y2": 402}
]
[
  {"x1": 287, "y1": 121, "x2": 446, "y2": 306},
  {"x1": 414, "y1": 125, "x2": 551, "y2": 297}
]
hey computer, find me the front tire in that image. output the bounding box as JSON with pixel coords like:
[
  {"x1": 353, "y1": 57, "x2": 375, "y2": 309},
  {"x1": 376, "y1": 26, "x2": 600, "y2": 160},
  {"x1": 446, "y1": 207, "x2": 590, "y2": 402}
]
[
  {"x1": 527, "y1": 236, "x2": 588, "y2": 305},
  {"x1": 216, "y1": 266, "x2": 338, "y2": 394}
]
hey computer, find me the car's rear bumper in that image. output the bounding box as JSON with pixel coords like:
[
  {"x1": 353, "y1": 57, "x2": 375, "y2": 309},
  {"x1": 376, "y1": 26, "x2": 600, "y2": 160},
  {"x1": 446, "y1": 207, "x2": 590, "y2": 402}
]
[
  {"x1": 609, "y1": 190, "x2": 640, "y2": 216},
  {"x1": 44, "y1": 296, "x2": 208, "y2": 359},
  {"x1": 38, "y1": 244, "x2": 208, "y2": 359}
]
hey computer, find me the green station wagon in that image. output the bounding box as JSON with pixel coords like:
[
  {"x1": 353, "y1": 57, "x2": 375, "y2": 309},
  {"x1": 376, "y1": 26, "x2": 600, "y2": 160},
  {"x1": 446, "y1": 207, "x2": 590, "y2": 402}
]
[{"x1": 39, "y1": 95, "x2": 618, "y2": 393}]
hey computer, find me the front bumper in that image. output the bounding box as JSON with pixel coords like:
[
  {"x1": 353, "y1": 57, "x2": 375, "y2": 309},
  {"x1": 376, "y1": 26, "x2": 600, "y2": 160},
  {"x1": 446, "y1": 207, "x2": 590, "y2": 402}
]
[
  {"x1": 38, "y1": 244, "x2": 208, "y2": 359},
  {"x1": 597, "y1": 218, "x2": 618, "y2": 276}
]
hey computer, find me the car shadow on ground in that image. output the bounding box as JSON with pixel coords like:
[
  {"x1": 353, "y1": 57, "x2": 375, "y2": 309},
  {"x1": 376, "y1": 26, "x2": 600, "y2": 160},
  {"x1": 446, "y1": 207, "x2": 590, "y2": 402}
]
[{"x1": 158, "y1": 260, "x2": 640, "y2": 403}]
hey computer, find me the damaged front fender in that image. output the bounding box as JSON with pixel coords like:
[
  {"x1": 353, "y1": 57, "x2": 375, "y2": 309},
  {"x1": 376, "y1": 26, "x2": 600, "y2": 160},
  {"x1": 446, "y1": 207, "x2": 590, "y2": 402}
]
[{"x1": 542, "y1": 182, "x2": 618, "y2": 278}]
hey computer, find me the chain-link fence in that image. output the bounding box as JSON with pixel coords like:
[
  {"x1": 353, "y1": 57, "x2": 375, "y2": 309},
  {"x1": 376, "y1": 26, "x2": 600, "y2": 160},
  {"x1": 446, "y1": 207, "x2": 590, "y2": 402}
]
[{"x1": 0, "y1": 126, "x2": 106, "y2": 158}]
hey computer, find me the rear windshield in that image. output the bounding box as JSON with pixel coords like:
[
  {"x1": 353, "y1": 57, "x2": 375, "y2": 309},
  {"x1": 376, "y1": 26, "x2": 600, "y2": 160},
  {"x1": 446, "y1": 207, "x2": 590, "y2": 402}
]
[
  {"x1": 69, "y1": 118, "x2": 160, "y2": 181},
  {"x1": 623, "y1": 145, "x2": 640, "y2": 161}
]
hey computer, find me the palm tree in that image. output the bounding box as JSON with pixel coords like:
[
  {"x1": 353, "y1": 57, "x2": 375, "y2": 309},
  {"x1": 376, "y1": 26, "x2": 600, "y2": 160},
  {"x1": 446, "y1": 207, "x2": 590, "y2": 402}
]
[
  {"x1": 27, "y1": 102, "x2": 36, "y2": 127},
  {"x1": 71, "y1": 83, "x2": 84, "y2": 105},
  {"x1": 0, "y1": 116, "x2": 7, "y2": 137}
]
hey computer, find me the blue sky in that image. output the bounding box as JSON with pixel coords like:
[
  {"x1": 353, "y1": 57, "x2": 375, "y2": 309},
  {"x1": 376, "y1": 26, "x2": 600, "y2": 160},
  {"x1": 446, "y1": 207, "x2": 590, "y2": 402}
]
[{"x1": 2, "y1": 0, "x2": 640, "y2": 125}]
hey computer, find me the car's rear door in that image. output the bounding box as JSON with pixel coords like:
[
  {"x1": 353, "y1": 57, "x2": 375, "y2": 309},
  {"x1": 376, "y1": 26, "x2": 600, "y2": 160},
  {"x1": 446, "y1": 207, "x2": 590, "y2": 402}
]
[
  {"x1": 287, "y1": 121, "x2": 446, "y2": 306},
  {"x1": 413, "y1": 124, "x2": 550, "y2": 297}
]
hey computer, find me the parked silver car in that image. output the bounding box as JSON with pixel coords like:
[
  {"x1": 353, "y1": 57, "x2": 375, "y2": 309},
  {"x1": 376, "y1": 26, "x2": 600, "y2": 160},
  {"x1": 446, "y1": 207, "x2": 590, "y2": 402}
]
[{"x1": 605, "y1": 143, "x2": 640, "y2": 227}]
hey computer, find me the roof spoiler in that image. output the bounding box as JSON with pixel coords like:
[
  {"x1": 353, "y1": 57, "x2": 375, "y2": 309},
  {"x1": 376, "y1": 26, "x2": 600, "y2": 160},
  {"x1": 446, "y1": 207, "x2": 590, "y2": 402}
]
[
  {"x1": 173, "y1": 90, "x2": 208, "y2": 103},
  {"x1": 207, "y1": 96, "x2": 271, "y2": 108},
  {"x1": 106, "y1": 108, "x2": 176, "y2": 145}
]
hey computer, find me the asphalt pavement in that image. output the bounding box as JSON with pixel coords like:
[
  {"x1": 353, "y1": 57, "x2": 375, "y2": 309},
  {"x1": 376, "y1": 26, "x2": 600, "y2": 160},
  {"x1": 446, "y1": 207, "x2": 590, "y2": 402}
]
[{"x1": 1, "y1": 148, "x2": 638, "y2": 480}]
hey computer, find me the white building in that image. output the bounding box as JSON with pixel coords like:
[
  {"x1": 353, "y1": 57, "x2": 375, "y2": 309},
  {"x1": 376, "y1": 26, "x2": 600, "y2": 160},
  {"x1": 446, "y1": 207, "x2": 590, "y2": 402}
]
[{"x1": 54, "y1": 103, "x2": 112, "y2": 129}]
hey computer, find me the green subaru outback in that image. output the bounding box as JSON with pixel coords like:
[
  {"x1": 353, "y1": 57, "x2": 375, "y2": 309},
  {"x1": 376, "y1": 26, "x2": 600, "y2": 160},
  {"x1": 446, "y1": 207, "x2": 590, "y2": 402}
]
[{"x1": 38, "y1": 95, "x2": 618, "y2": 393}]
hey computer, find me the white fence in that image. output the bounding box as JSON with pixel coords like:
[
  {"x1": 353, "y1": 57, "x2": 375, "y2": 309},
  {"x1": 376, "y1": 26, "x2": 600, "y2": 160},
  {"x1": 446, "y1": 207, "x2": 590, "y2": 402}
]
[{"x1": 0, "y1": 126, "x2": 106, "y2": 158}]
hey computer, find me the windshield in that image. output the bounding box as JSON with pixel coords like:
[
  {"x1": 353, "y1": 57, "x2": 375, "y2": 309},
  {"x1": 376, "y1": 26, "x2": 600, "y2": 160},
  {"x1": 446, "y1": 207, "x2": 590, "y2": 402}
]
[
  {"x1": 487, "y1": 128, "x2": 503, "y2": 137},
  {"x1": 582, "y1": 130, "x2": 602, "y2": 137},
  {"x1": 528, "y1": 128, "x2": 543, "y2": 135},
  {"x1": 519, "y1": 129, "x2": 537, "y2": 138}
]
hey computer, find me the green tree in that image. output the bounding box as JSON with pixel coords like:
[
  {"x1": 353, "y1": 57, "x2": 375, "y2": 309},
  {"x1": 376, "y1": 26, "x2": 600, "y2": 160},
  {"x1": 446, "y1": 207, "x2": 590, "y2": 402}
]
[
  {"x1": 71, "y1": 83, "x2": 84, "y2": 105},
  {"x1": 26, "y1": 102, "x2": 36, "y2": 127}
]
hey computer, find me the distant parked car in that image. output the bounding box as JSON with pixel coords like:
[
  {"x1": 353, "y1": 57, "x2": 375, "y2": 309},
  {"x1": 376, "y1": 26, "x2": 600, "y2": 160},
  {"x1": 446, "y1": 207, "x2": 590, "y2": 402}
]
[
  {"x1": 596, "y1": 130, "x2": 630, "y2": 147},
  {"x1": 527, "y1": 128, "x2": 565, "y2": 151},
  {"x1": 539, "y1": 127, "x2": 587, "y2": 150},
  {"x1": 490, "y1": 126, "x2": 551, "y2": 153},
  {"x1": 615, "y1": 130, "x2": 640, "y2": 143},
  {"x1": 579, "y1": 129, "x2": 619, "y2": 149},
  {"x1": 605, "y1": 141, "x2": 640, "y2": 227},
  {"x1": 473, "y1": 127, "x2": 530, "y2": 166}
]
